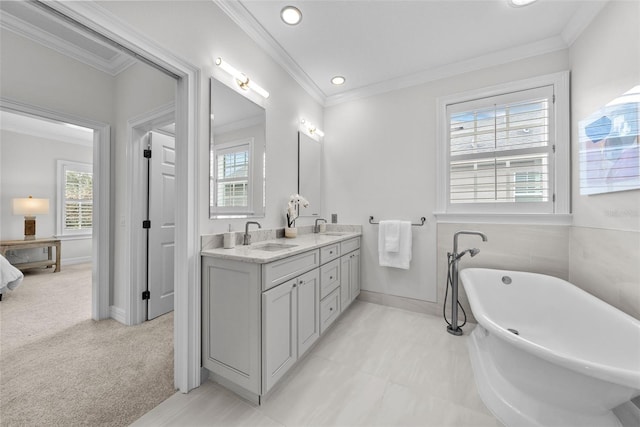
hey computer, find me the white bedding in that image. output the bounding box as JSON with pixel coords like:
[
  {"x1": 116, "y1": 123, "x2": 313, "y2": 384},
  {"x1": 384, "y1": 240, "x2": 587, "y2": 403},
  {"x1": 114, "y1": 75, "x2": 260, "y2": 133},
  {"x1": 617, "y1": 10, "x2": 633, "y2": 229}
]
[{"x1": 1, "y1": 254, "x2": 23, "y2": 293}]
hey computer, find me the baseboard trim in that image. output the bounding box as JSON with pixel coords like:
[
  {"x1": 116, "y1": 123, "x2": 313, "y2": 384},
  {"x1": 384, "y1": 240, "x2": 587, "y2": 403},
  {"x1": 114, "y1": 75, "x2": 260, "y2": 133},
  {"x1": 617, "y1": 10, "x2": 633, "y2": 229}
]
[
  {"x1": 358, "y1": 290, "x2": 441, "y2": 317},
  {"x1": 62, "y1": 256, "x2": 92, "y2": 266},
  {"x1": 109, "y1": 305, "x2": 126, "y2": 324}
]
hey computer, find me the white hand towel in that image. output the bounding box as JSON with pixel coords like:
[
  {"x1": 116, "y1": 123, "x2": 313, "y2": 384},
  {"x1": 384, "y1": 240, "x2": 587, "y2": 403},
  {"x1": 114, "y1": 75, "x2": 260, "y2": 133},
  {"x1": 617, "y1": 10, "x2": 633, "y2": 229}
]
[
  {"x1": 382, "y1": 220, "x2": 400, "y2": 253},
  {"x1": 378, "y1": 220, "x2": 412, "y2": 269}
]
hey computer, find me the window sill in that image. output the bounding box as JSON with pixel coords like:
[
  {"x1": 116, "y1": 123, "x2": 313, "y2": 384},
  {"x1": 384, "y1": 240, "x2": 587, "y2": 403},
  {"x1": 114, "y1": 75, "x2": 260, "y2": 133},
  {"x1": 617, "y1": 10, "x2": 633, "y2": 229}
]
[
  {"x1": 433, "y1": 212, "x2": 572, "y2": 226},
  {"x1": 53, "y1": 234, "x2": 93, "y2": 241}
]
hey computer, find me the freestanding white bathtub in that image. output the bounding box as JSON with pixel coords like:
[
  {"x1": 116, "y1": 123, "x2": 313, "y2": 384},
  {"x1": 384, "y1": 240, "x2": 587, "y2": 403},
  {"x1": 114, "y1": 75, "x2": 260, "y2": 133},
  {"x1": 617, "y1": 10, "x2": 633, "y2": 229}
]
[{"x1": 460, "y1": 268, "x2": 640, "y2": 427}]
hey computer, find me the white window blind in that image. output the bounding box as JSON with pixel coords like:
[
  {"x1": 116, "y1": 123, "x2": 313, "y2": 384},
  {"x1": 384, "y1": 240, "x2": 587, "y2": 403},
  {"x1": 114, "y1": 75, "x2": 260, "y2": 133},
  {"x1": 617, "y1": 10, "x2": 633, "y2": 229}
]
[
  {"x1": 446, "y1": 85, "x2": 555, "y2": 213},
  {"x1": 65, "y1": 170, "x2": 93, "y2": 229},
  {"x1": 212, "y1": 139, "x2": 253, "y2": 213},
  {"x1": 57, "y1": 160, "x2": 93, "y2": 236}
]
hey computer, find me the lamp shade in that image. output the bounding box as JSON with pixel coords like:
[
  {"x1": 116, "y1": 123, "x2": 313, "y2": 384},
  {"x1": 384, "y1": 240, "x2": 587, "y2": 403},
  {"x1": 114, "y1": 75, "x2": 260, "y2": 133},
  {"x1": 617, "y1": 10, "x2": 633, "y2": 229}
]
[{"x1": 13, "y1": 196, "x2": 50, "y2": 216}]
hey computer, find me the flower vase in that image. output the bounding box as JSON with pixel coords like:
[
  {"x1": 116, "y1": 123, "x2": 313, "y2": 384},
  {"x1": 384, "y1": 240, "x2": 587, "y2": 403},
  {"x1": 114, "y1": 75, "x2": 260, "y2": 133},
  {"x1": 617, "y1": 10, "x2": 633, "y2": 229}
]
[{"x1": 285, "y1": 227, "x2": 298, "y2": 238}]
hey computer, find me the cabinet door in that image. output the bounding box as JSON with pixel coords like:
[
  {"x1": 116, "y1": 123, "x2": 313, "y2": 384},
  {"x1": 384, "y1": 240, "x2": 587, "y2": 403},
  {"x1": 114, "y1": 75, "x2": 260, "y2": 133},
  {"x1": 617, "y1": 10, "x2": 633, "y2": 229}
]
[
  {"x1": 297, "y1": 269, "x2": 320, "y2": 357},
  {"x1": 340, "y1": 255, "x2": 351, "y2": 311},
  {"x1": 349, "y1": 250, "x2": 361, "y2": 302},
  {"x1": 202, "y1": 257, "x2": 261, "y2": 394},
  {"x1": 262, "y1": 278, "x2": 298, "y2": 393}
]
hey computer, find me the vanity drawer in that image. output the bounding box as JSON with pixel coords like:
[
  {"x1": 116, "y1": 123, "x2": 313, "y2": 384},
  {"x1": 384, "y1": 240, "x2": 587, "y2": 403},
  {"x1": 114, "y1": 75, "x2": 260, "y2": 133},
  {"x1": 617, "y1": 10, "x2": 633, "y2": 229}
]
[
  {"x1": 320, "y1": 288, "x2": 340, "y2": 334},
  {"x1": 340, "y1": 237, "x2": 360, "y2": 254},
  {"x1": 320, "y1": 243, "x2": 340, "y2": 264},
  {"x1": 320, "y1": 259, "x2": 340, "y2": 299},
  {"x1": 262, "y1": 249, "x2": 319, "y2": 291}
]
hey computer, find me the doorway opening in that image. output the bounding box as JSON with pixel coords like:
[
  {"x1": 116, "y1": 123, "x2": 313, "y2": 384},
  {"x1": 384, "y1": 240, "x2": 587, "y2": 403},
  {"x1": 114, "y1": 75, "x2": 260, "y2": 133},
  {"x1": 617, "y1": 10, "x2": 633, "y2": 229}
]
[{"x1": 4, "y1": 0, "x2": 201, "y2": 393}]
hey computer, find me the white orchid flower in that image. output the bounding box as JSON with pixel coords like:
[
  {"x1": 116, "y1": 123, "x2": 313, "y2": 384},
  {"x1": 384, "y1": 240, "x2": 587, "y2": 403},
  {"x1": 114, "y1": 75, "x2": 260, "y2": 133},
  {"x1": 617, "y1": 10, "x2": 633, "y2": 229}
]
[{"x1": 286, "y1": 194, "x2": 310, "y2": 227}]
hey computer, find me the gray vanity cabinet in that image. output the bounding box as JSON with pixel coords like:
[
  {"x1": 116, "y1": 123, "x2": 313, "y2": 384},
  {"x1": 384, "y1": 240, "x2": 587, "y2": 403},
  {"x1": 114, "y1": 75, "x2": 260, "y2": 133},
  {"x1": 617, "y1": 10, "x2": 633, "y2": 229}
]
[
  {"x1": 202, "y1": 258, "x2": 261, "y2": 396},
  {"x1": 262, "y1": 277, "x2": 297, "y2": 392},
  {"x1": 340, "y1": 238, "x2": 361, "y2": 312},
  {"x1": 201, "y1": 234, "x2": 360, "y2": 403},
  {"x1": 296, "y1": 269, "x2": 321, "y2": 356},
  {"x1": 262, "y1": 268, "x2": 319, "y2": 392}
]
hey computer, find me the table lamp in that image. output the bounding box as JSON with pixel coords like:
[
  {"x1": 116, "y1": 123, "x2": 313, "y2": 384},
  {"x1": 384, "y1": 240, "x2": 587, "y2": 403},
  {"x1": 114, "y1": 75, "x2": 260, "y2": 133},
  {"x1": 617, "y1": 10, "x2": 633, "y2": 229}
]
[{"x1": 12, "y1": 196, "x2": 50, "y2": 240}]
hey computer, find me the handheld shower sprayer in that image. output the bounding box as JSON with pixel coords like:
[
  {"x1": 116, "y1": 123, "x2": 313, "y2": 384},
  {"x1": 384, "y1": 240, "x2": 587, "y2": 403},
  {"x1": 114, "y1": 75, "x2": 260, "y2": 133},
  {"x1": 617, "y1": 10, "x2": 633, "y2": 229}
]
[
  {"x1": 455, "y1": 248, "x2": 480, "y2": 260},
  {"x1": 445, "y1": 231, "x2": 488, "y2": 336}
]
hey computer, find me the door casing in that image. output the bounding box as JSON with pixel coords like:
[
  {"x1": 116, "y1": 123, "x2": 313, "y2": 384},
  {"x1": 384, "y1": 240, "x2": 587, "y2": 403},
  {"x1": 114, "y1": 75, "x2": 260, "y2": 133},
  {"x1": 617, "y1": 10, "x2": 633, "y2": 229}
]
[
  {"x1": 126, "y1": 104, "x2": 175, "y2": 326},
  {"x1": 47, "y1": 0, "x2": 202, "y2": 393}
]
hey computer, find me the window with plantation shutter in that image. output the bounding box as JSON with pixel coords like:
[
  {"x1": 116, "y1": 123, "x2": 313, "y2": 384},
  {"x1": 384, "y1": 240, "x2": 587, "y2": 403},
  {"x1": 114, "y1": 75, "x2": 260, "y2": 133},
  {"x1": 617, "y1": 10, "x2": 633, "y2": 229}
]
[
  {"x1": 211, "y1": 138, "x2": 253, "y2": 214},
  {"x1": 437, "y1": 72, "x2": 570, "y2": 219},
  {"x1": 57, "y1": 160, "x2": 93, "y2": 236}
]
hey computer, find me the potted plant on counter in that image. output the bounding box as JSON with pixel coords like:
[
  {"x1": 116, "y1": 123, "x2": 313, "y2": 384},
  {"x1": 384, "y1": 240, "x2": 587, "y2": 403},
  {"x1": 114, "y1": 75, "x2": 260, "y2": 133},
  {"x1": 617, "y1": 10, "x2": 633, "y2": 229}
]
[{"x1": 285, "y1": 194, "x2": 309, "y2": 238}]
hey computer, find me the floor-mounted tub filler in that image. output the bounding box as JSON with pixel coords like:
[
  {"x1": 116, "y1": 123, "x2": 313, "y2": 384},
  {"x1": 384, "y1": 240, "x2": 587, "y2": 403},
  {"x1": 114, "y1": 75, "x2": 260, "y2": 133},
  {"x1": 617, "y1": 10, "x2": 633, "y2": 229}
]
[{"x1": 460, "y1": 268, "x2": 640, "y2": 427}]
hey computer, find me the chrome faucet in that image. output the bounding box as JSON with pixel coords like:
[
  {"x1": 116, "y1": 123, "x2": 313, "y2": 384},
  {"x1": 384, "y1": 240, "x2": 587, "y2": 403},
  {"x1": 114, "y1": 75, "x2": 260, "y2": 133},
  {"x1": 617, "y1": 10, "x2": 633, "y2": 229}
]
[
  {"x1": 453, "y1": 230, "x2": 487, "y2": 256},
  {"x1": 447, "y1": 230, "x2": 488, "y2": 336},
  {"x1": 243, "y1": 221, "x2": 262, "y2": 245},
  {"x1": 314, "y1": 218, "x2": 327, "y2": 233}
]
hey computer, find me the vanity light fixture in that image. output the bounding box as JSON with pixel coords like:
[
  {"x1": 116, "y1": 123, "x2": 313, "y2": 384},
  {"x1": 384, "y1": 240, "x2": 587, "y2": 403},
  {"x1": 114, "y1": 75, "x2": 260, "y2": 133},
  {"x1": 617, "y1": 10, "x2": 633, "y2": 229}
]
[
  {"x1": 331, "y1": 76, "x2": 346, "y2": 85},
  {"x1": 507, "y1": 0, "x2": 538, "y2": 7},
  {"x1": 281, "y1": 6, "x2": 302, "y2": 25},
  {"x1": 301, "y1": 118, "x2": 324, "y2": 138},
  {"x1": 215, "y1": 57, "x2": 270, "y2": 98}
]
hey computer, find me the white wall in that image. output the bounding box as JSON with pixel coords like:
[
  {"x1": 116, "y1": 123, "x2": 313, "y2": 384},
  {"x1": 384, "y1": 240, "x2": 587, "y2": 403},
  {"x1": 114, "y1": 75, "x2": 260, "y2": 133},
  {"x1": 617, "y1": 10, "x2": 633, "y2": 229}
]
[
  {"x1": 95, "y1": 0, "x2": 325, "y2": 235},
  {"x1": 325, "y1": 1, "x2": 640, "y2": 322},
  {"x1": 0, "y1": 27, "x2": 175, "y2": 316},
  {"x1": 324, "y1": 50, "x2": 571, "y2": 307},
  {"x1": 0, "y1": 28, "x2": 110, "y2": 268},
  {"x1": 0, "y1": 29, "x2": 114, "y2": 123},
  {"x1": 0, "y1": 130, "x2": 93, "y2": 263},
  {"x1": 568, "y1": 0, "x2": 640, "y2": 319}
]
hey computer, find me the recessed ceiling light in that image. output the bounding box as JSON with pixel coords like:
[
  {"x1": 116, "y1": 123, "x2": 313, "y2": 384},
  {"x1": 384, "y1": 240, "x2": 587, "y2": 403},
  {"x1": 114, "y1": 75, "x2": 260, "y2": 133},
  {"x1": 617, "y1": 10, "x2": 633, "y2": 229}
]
[
  {"x1": 281, "y1": 6, "x2": 302, "y2": 25},
  {"x1": 331, "y1": 76, "x2": 346, "y2": 85},
  {"x1": 507, "y1": 0, "x2": 538, "y2": 7}
]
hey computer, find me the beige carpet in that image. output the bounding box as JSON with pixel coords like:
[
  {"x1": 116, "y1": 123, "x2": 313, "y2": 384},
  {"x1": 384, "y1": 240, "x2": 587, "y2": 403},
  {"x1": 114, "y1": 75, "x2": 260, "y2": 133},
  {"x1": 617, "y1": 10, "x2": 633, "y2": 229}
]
[{"x1": 0, "y1": 263, "x2": 175, "y2": 426}]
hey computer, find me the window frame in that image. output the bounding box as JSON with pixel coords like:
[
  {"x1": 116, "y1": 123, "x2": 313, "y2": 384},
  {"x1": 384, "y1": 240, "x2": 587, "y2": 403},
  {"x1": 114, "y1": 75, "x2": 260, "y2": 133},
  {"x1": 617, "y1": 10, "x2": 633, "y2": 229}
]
[
  {"x1": 211, "y1": 137, "x2": 254, "y2": 215},
  {"x1": 435, "y1": 71, "x2": 571, "y2": 224},
  {"x1": 56, "y1": 160, "x2": 93, "y2": 238}
]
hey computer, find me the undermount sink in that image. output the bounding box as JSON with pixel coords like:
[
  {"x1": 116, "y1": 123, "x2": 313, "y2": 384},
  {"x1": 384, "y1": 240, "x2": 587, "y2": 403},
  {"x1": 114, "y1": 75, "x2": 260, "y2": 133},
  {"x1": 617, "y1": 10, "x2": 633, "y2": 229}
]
[
  {"x1": 252, "y1": 243, "x2": 298, "y2": 252},
  {"x1": 323, "y1": 232, "x2": 348, "y2": 236}
]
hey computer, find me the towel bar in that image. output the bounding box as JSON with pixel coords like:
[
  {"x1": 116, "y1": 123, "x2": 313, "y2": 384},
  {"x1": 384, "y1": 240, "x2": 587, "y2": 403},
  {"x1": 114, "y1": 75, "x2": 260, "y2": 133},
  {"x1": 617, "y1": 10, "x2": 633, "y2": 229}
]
[{"x1": 369, "y1": 216, "x2": 426, "y2": 226}]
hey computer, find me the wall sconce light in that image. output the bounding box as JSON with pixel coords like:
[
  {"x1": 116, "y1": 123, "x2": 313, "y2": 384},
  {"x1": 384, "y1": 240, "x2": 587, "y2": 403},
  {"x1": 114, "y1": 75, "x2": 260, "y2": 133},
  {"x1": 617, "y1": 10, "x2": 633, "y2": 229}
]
[
  {"x1": 300, "y1": 119, "x2": 324, "y2": 137},
  {"x1": 215, "y1": 57, "x2": 270, "y2": 99},
  {"x1": 13, "y1": 196, "x2": 50, "y2": 240}
]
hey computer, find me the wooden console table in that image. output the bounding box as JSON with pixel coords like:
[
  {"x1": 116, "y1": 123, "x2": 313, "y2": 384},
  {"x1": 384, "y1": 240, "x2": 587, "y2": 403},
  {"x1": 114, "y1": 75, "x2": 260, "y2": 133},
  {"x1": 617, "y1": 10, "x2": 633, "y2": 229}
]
[{"x1": 0, "y1": 238, "x2": 61, "y2": 273}]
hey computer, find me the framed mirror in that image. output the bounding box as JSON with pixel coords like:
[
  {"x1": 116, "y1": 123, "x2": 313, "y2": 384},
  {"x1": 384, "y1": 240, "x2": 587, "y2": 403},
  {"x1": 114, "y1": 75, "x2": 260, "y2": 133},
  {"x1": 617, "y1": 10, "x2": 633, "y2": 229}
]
[
  {"x1": 298, "y1": 131, "x2": 322, "y2": 216},
  {"x1": 210, "y1": 77, "x2": 266, "y2": 218}
]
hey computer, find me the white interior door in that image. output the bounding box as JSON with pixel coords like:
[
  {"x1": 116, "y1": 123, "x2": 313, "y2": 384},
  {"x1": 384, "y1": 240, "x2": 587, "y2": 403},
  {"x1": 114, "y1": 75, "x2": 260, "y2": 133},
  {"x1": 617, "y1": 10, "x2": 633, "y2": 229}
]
[{"x1": 147, "y1": 131, "x2": 175, "y2": 320}]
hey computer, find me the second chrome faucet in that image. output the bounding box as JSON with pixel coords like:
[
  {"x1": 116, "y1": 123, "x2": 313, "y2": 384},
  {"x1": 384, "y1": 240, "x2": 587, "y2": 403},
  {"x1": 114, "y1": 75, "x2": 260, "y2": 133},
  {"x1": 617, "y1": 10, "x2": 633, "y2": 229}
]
[{"x1": 243, "y1": 221, "x2": 262, "y2": 245}]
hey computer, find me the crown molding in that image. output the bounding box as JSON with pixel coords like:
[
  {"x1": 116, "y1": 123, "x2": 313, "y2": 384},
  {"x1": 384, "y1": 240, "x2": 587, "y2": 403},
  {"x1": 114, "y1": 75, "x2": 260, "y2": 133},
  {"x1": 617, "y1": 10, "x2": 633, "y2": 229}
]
[
  {"x1": 561, "y1": 0, "x2": 609, "y2": 46},
  {"x1": 213, "y1": 0, "x2": 326, "y2": 105},
  {"x1": 0, "y1": 108, "x2": 94, "y2": 147},
  {"x1": 324, "y1": 35, "x2": 568, "y2": 107},
  {"x1": 0, "y1": 6, "x2": 136, "y2": 76}
]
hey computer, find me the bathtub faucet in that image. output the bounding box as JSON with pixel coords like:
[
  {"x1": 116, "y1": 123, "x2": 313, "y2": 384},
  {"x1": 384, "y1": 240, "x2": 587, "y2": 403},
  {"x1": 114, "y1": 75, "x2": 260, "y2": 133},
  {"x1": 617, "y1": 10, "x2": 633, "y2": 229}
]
[
  {"x1": 447, "y1": 231, "x2": 488, "y2": 336},
  {"x1": 453, "y1": 231, "x2": 487, "y2": 257}
]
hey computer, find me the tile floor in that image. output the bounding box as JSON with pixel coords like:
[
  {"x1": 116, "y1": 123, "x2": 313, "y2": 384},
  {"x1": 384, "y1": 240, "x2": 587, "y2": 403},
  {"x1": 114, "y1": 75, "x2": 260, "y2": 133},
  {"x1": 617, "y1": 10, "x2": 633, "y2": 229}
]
[{"x1": 133, "y1": 301, "x2": 502, "y2": 426}]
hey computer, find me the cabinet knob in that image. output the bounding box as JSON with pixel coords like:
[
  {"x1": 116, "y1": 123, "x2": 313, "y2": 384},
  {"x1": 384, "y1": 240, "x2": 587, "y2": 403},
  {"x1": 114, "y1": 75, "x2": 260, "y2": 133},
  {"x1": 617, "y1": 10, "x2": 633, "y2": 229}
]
[
  {"x1": 293, "y1": 283, "x2": 297, "y2": 288},
  {"x1": 329, "y1": 307, "x2": 333, "y2": 311},
  {"x1": 329, "y1": 251, "x2": 333, "y2": 254},
  {"x1": 330, "y1": 276, "x2": 333, "y2": 280}
]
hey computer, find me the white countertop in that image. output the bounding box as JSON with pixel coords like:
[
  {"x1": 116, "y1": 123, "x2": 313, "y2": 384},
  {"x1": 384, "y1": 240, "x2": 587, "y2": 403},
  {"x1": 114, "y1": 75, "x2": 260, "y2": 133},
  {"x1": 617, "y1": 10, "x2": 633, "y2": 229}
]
[{"x1": 201, "y1": 231, "x2": 361, "y2": 264}]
